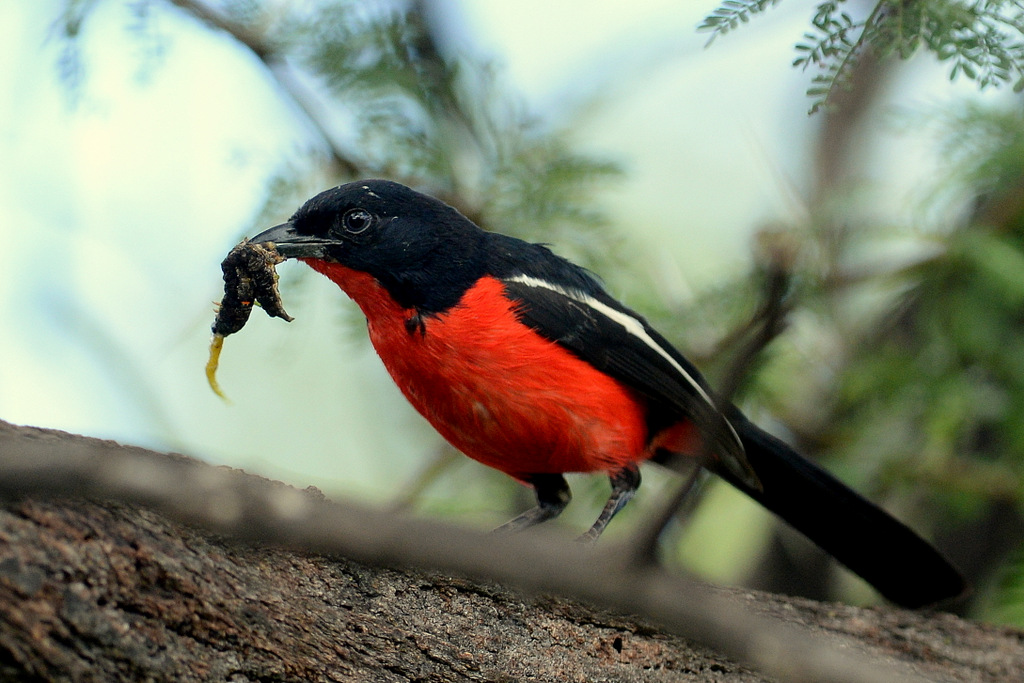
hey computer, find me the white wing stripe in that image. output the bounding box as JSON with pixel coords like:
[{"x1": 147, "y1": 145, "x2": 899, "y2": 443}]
[
  {"x1": 506, "y1": 274, "x2": 721, "y2": 411},
  {"x1": 506, "y1": 274, "x2": 744, "y2": 451}
]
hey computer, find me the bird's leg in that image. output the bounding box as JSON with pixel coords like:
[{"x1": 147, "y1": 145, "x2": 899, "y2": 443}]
[
  {"x1": 577, "y1": 464, "x2": 641, "y2": 544},
  {"x1": 493, "y1": 473, "x2": 571, "y2": 534}
]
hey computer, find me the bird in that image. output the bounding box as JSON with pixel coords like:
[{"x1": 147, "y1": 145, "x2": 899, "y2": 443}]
[{"x1": 249, "y1": 178, "x2": 966, "y2": 607}]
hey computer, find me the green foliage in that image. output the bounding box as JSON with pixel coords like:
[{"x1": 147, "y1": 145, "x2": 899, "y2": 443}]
[
  {"x1": 991, "y1": 544, "x2": 1024, "y2": 624},
  {"x1": 664, "y1": 100, "x2": 1024, "y2": 618},
  {"x1": 833, "y1": 236, "x2": 1024, "y2": 501},
  {"x1": 836, "y1": 105, "x2": 1024, "y2": 616},
  {"x1": 836, "y1": 108, "x2": 1024, "y2": 501},
  {"x1": 927, "y1": 101, "x2": 1024, "y2": 197},
  {"x1": 698, "y1": 0, "x2": 783, "y2": 44},
  {"x1": 793, "y1": 2, "x2": 862, "y2": 112},
  {"x1": 702, "y1": 0, "x2": 1024, "y2": 113}
]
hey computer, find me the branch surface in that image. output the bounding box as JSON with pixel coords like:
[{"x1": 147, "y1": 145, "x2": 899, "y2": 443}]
[{"x1": 1, "y1": 421, "x2": 1021, "y2": 682}]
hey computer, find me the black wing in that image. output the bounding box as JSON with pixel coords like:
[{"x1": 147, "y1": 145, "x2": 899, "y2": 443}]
[{"x1": 500, "y1": 273, "x2": 758, "y2": 488}]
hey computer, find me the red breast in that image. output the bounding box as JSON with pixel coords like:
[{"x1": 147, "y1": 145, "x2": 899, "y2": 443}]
[{"x1": 303, "y1": 258, "x2": 668, "y2": 479}]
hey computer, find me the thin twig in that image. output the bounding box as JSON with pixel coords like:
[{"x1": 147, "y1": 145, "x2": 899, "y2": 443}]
[
  {"x1": 168, "y1": 0, "x2": 362, "y2": 178},
  {"x1": 389, "y1": 445, "x2": 462, "y2": 512},
  {"x1": 627, "y1": 459, "x2": 703, "y2": 565}
]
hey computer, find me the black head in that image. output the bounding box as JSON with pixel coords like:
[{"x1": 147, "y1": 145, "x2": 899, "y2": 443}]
[
  {"x1": 252, "y1": 180, "x2": 479, "y2": 261},
  {"x1": 251, "y1": 179, "x2": 488, "y2": 311}
]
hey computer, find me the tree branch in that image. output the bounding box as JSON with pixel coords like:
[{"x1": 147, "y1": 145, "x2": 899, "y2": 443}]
[
  {"x1": 167, "y1": 0, "x2": 363, "y2": 178},
  {"x1": 0, "y1": 420, "x2": 984, "y2": 683}
]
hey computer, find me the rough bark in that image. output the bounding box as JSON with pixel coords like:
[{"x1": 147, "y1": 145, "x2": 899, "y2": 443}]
[{"x1": 0, "y1": 422, "x2": 1022, "y2": 682}]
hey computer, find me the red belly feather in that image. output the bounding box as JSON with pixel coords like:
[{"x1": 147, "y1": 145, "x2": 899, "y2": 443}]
[{"x1": 304, "y1": 260, "x2": 658, "y2": 479}]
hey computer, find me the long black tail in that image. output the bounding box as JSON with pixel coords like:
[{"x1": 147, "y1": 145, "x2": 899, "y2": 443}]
[{"x1": 711, "y1": 410, "x2": 967, "y2": 608}]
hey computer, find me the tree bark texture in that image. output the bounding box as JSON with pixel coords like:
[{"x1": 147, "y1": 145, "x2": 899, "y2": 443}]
[
  {"x1": 0, "y1": 422, "x2": 1022, "y2": 682},
  {"x1": 0, "y1": 496, "x2": 759, "y2": 682}
]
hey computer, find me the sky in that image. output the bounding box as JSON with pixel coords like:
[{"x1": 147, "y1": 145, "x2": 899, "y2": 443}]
[{"x1": 0, "y1": 0, "x2": 995, "y2": 508}]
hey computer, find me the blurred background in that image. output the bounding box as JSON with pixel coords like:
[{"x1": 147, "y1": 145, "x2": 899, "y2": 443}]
[{"x1": 2, "y1": 0, "x2": 1023, "y2": 621}]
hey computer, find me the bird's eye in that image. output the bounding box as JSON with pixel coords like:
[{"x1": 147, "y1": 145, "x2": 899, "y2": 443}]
[{"x1": 342, "y1": 208, "x2": 373, "y2": 234}]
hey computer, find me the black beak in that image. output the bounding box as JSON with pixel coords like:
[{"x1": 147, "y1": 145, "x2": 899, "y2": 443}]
[{"x1": 249, "y1": 222, "x2": 330, "y2": 259}]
